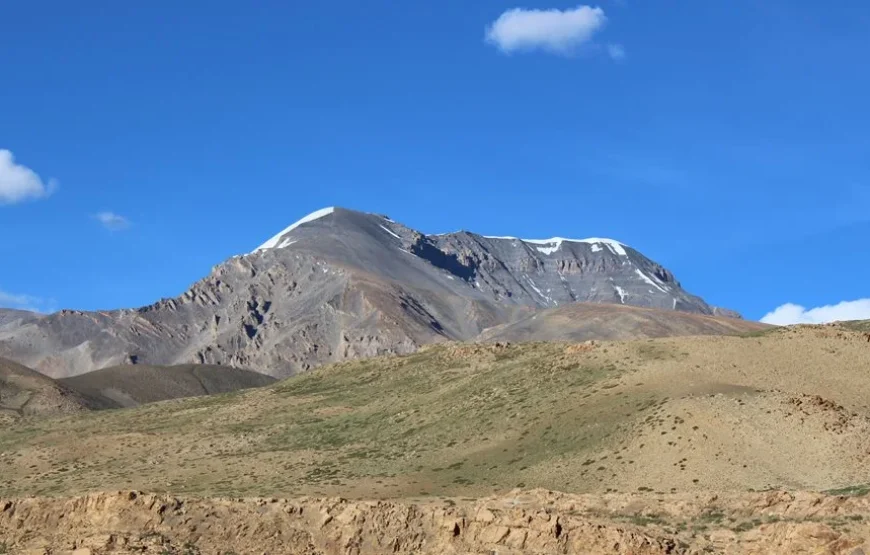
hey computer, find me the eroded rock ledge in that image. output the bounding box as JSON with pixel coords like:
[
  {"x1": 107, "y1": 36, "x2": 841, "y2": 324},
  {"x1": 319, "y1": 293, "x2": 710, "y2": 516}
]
[{"x1": 2, "y1": 489, "x2": 869, "y2": 554}]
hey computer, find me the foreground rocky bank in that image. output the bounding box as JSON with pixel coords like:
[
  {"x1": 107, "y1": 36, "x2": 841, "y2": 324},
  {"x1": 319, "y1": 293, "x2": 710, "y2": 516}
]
[{"x1": 2, "y1": 489, "x2": 869, "y2": 554}]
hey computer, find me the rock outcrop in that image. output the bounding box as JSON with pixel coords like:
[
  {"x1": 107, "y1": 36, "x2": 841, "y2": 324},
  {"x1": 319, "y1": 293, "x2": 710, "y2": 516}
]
[{"x1": 2, "y1": 489, "x2": 869, "y2": 554}]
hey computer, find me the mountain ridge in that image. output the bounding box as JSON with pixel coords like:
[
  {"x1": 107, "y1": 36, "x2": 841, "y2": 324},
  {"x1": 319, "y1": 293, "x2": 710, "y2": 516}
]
[{"x1": 0, "y1": 207, "x2": 746, "y2": 379}]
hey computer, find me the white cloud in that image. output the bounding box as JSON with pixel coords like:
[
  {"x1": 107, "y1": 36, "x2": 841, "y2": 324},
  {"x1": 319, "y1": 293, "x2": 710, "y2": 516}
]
[
  {"x1": 0, "y1": 289, "x2": 51, "y2": 313},
  {"x1": 0, "y1": 149, "x2": 56, "y2": 205},
  {"x1": 94, "y1": 211, "x2": 131, "y2": 230},
  {"x1": 761, "y1": 299, "x2": 870, "y2": 326},
  {"x1": 485, "y1": 5, "x2": 608, "y2": 55},
  {"x1": 607, "y1": 43, "x2": 626, "y2": 61}
]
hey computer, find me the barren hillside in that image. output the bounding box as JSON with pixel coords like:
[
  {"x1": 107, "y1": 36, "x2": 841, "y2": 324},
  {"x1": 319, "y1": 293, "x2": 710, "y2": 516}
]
[
  {"x1": 59, "y1": 364, "x2": 276, "y2": 409},
  {"x1": 0, "y1": 357, "x2": 91, "y2": 421}
]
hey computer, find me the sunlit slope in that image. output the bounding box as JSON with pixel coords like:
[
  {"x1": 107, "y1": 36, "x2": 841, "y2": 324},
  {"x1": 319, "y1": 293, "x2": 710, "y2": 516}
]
[{"x1": 1, "y1": 323, "x2": 868, "y2": 499}]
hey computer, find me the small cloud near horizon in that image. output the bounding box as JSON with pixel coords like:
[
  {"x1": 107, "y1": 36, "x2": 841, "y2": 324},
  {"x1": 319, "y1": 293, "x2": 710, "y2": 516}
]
[
  {"x1": 485, "y1": 5, "x2": 609, "y2": 56},
  {"x1": 761, "y1": 299, "x2": 870, "y2": 325},
  {"x1": 0, "y1": 149, "x2": 57, "y2": 205},
  {"x1": 94, "y1": 211, "x2": 131, "y2": 230},
  {"x1": 0, "y1": 289, "x2": 54, "y2": 313}
]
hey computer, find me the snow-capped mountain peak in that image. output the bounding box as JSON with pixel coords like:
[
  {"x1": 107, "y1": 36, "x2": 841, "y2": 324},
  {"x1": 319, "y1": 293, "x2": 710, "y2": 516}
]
[{"x1": 255, "y1": 207, "x2": 336, "y2": 252}]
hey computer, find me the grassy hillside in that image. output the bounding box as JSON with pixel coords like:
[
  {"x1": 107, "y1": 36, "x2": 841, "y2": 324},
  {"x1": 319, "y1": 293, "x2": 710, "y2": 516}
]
[{"x1": 1, "y1": 323, "x2": 869, "y2": 500}]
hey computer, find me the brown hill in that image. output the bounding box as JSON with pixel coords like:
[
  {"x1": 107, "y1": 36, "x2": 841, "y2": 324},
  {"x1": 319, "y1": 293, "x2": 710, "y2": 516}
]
[
  {"x1": 0, "y1": 356, "x2": 91, "y2": 420},
  {"x1": 58, "y1": 364, "x2": 277, "y2": 409},
  {"x1": 476, "y1": 302, "x2": 769, "y2": 343}
]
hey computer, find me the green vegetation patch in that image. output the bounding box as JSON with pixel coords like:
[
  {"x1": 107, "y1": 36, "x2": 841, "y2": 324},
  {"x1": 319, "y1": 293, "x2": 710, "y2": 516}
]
[
  {"x1": 840, "y1": 320, "x2": 870, "y2": 333},
  {"x1": 824, "y1": 484, "x2": 870, "y2": 497}
]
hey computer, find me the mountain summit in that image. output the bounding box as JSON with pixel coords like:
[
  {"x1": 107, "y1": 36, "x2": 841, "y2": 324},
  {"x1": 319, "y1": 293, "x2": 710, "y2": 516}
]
[
  {"x1": 250, "y1": 207, "x2": 730, "y2": 314},
  {"x1": 0, "y1": 207, "x2": 743, "y2": 378}
]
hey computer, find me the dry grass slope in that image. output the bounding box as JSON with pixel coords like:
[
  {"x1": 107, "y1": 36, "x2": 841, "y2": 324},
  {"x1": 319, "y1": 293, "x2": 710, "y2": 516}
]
[{"x1": 1, "y1": 322, "x2": 869, "y2": 503}]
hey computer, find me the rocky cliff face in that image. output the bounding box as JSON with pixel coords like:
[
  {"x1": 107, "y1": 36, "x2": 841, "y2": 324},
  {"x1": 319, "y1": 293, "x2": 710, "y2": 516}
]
[
  {"x1": 0, "y1": 207, "x2": 741, "y2": 378},
  {"x1": 426, "y1": 232, "x2": 716, "y2": 313}
]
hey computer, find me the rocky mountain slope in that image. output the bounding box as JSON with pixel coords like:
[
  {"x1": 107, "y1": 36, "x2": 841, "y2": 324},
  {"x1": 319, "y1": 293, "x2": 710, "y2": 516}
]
[
  {"x1": 477, "y1": 302, "x2": 768, "y2": 343},
  {"x1": 0, "y1": 207, "x2": 743, "y2": 379}
]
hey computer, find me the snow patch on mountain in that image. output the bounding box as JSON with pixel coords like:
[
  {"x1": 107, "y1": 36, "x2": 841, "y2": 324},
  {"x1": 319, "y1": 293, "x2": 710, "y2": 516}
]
[
  {"x1": 525, "y1": 276, "x2": 556, "y2": 305},
  {"x1": 578, "y1": 238, "x2": 627, "y2": 256},
  {"x1": 536, "y1": 244, "x2": 561, "y2": 255},
  {"x1": 635, "y1": 269, "x2": 668, "y2": 293},
  {"x1": 379, "y1": 224, "x2": 402, "y2": 240},
  {"x1": 255, "y1": 207, "x2": 335, "y2": 251},
  {"x1": 483, "y1": 235, "x2": 628, "y2": 256},
  {"x1": 614, "y1": 285, "x2": 628, "y2": 304}
]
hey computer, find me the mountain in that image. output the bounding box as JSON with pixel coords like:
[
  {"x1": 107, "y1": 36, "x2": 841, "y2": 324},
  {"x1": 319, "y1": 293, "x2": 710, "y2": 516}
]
[
  {"x1": 0, "y1": 357, "x2": 92, "y2": 420},
  {"x1": 476, "y1": 302, "x2": 768, "y2": 343},
  {"x1": 59, "y1": 364, "x2": 276, "y2": 409},
  {"x1": 0, "y1": 207, "x2": 743, "y2": 379},
  {"x1": 0, "y1": 308, "x2": 41, "y2": 327}
]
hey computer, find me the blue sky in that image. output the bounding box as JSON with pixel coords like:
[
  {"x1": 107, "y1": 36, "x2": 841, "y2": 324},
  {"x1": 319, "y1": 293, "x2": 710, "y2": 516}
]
[{"x1": 1, "y1": 0, "x2": 868, "y2": 323}]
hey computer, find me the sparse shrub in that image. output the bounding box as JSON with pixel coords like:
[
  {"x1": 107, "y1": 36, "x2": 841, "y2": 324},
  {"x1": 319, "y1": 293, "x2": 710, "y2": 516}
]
[
  {"x1": 731, "y1": 520, "x2": 762, "y2": 533},
  {"x1": 825, "y1": 484, "x2": 870, "y2": 497},
  {"x1": 627, "y1": 513, "x2": 666, "y2": 527}
]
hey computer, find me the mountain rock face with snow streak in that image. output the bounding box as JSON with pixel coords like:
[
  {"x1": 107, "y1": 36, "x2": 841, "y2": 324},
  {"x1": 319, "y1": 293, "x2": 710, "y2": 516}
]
[
  {"x1": 0, "y1": 207, "x2": 741, "y2": 379},
  {"x1": 427, "y1": 234, "x2": 708, "y2": 313}
]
